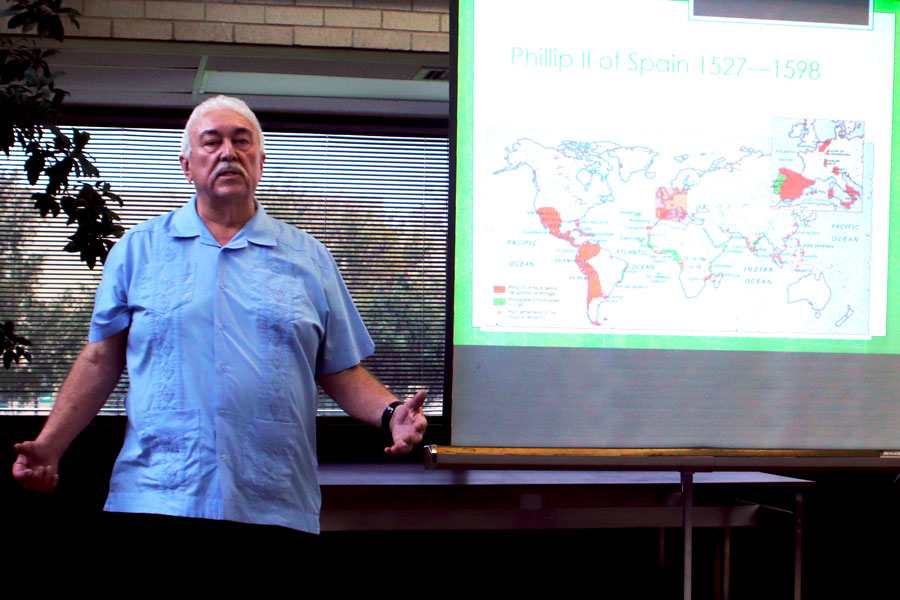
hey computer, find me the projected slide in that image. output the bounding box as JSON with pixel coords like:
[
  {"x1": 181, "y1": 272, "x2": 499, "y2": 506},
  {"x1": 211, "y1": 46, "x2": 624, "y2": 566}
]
[
  {"x1": 457, "y1": 0, "x2": 895, "y2": 352},
  {"x1": 482, "y1": 120, "x2": 872, "y2": 338}
]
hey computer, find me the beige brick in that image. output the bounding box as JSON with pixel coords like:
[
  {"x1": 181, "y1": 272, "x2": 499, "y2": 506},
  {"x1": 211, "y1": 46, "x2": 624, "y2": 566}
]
[
  {"x1": 84, "y1": 0, "x2": 144, "y2": 18},
  {"x1": 147, "y1": 1, "x2": 205, "y2": 21},
  {"x1": 440, "y1": 13, "x2": 449, "y2": 32},
  {"x1": 206, "y1": 3, "x2": 265, "y2": 24},
  {"x1": 295, "y1": 0, "x2": 352, "y2": 5},
  {"x1": 412, "y1": 0, "x2": 448, "y2": 12},
  {"x1": 63, "y1": 16, "x2": 112, "y2": 37},
  {"x1": 174, "y1": 20, "x2": 233, "y2": 41},
  {"x1": 113, "y1": 18, "x2": 172, "y2": 39},
  {"x1": 324, "y1": 8, "x2": 380, "y2": 28},
  {"x1": 352, "y1": 28, "x2": 409, "y2": 50},
  {"x1": 293, "y1": 25, "x2": 351, "y2": 47},
  {"x1": 383, "y1": 10, "x2": 439, "y2": 31},
  {"x1": 234, "y1": 24, "x2": 292, "y2": 45},
  {"x1": 265, "y1": 6, "x2": 322, "y2": 26},
  {"x1": 411, "y1": 32, "x2": 447, "y2": 52},
  {"x1": 355, "y1": 0, "x2": 410, "y2": 9}
]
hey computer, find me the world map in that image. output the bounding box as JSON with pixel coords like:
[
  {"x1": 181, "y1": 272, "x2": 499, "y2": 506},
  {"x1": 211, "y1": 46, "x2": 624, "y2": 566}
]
[{"x1": 481, "y1": 119, "x2": 873, "y2": 338}]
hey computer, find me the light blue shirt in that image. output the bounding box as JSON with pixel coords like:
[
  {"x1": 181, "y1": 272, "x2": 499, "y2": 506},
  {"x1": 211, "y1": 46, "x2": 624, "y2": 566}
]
[{"x1": 89, "y1": 197, "x2": 374, "y2": 533}]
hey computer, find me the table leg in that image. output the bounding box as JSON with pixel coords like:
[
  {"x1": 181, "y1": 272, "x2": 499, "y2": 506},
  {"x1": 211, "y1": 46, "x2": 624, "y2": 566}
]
[{"x1": 683, "y1": 470, "x2": 694, "y2": 600}]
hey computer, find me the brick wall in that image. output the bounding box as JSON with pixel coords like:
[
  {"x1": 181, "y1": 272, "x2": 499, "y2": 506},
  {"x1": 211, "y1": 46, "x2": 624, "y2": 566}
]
[{"x1": 4, "y1": 0, "x2": 450, "y2": 52}]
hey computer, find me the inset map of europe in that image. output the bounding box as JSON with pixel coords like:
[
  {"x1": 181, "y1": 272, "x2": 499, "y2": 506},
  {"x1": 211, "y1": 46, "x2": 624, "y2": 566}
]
[{"x1": 481, "y1": 119, "x2": 872, "y2": 338}]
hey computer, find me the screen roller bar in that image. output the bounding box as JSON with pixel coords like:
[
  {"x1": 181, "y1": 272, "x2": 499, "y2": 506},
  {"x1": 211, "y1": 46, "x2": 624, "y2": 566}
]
[{"x1": 424, "y1": 445, "x2": 900, "y2": 471}]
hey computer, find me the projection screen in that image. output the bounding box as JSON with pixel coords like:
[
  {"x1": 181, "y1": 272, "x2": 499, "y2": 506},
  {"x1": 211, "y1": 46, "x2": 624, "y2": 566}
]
[{"x1": 451, "y1": 0, "x2": 900, "y2": 451}]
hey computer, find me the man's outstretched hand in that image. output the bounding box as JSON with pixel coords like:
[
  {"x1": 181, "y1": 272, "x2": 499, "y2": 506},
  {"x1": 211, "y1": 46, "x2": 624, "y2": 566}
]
[
  {"x1": 385, "y1": 390, "x2": 428, "y2": 456},
  {"x1": 12, "y1": 440, "x2": 60, "y2": 493}
]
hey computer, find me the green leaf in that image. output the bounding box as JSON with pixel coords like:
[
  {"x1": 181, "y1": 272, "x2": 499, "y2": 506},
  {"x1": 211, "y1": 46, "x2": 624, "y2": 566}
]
[
  {"x1": 51, "y1": 87, "x2": 68, "y2": 106},
  {"x1": 59, "y1": 194, "x2": 75, "y2": 217},
  {"x1": 32, "y1": 192, "x2": 60, "y2": 217},
  {"x1": 24, "y1": 151, "x2": 45, "y2": 185},
  {"x1": 53, "y1": 131, "x2": 71, "y2": 151},
  {"x1": 6, "y1": 12, "x2": 28, "y2": 31},
  {"x1": 45, "y1": 156, "x2": 73, "y2": 195},
  {"x1": 43, "y1": 17, "x2": 64, "y2": 42},
  {"x1": 76, "y1": 155, "x2": 99, "y2": 178},
  {"x1": 1, "y1": 123, "x2": 15, "y2": 155},
  {"x1": 73, "y1": 128, "x2": 90, "y2": 149},
  {"x1": 104, "y1": 187, "x2": 124, "y2": 207}
]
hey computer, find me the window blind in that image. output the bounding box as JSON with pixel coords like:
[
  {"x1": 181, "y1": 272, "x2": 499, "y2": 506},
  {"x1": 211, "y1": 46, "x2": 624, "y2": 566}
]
[{"x1": 0, "y1": 127, "x2": 448, "y2": 416}]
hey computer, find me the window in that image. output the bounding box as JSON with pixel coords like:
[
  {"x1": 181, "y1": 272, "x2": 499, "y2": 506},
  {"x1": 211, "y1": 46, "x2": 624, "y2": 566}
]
[{"x1": 0, "y1": 127, "x2": 449, "y2": 416}]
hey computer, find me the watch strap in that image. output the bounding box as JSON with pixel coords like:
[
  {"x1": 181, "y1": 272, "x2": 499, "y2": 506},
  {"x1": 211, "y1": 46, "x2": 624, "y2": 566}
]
[{"x1": 381, "y1": 400, "x2": 404, "y2": 431}]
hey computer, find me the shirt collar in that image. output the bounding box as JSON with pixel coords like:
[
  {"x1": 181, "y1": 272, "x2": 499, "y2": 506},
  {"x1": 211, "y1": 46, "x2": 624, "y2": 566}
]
[{"x1": 170, "y1": 195, "x2": 277, "y2": 248}]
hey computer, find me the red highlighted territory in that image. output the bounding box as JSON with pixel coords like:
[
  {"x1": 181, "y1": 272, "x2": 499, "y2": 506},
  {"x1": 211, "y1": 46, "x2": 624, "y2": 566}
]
[
  {"x1": 575, "y1": 242, "x2": 606, "y2": 313},
  {"x1": 655, "y1": 187, "x2": 688, "y2": 221},
  {"x1": 534, "y1": 207, "x2": 609, "y2": 322},
  {"x1": 537, "y1": 206, "x2": 576, "y2": 244},
  {"x1": 842, "y1": 185, "x2": 861, "y2": 209},
  {"x1": 577, "y1": 242, "x2": 601, "y2": 261},
  {"x1": 775, "y1": 168, "x2": 815, "y2": 201},
  {"x1": 537, "y1": 206, "x2": 562, "y2": 230}
]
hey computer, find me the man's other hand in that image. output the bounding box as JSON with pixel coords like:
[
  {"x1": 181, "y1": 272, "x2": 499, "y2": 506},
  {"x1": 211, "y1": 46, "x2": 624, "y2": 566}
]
[
  {"x1": 12, "y1": 441, "x2": 60, "y2": 493},
  {"x1": 385, "y1": 390, "x2": 428, "y2": 456}
]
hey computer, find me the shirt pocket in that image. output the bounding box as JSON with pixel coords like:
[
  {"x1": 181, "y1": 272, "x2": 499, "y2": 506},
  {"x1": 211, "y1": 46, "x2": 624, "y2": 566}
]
[
  {"x1": 132, "y1": 262, "x2": 195, "y2": 313},
  {"x1": 137, "y1": 409, "x2": 201, "y2": 490},
  {"x1": 255, "y1": 271, "x2": 320, "y2": 326},
  {"x1": 236, "y1": 418, "x2": 306, "y2": 499}
]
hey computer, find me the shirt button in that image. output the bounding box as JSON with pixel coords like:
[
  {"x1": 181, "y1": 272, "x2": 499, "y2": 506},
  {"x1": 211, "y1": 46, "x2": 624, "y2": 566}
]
[
  {"x1": 219, "y1": 283, "x2": 225, "y2": 290},
  {"x1": 218, "y1": 322, "x2": 225, "y2": 331},
  {"x1": 220, "y1": 454, "x2": 227, "y2": 461}
]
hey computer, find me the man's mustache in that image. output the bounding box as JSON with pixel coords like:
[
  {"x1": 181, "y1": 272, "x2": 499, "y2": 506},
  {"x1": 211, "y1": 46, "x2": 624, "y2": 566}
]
[{"x1": 213, "y1": 161, "x2": 248, "y2": 179}]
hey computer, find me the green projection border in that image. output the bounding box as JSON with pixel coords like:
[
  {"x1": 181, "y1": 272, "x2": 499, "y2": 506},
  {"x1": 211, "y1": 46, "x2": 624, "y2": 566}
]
[{"x1": 454, "y1": 0, "x2": 900, "y2": 354}]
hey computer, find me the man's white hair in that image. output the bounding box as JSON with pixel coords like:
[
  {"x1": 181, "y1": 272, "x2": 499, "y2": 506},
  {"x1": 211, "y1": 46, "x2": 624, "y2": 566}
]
[{"x1": 181, "y1": 95, "x2": 265, "y2": 158}]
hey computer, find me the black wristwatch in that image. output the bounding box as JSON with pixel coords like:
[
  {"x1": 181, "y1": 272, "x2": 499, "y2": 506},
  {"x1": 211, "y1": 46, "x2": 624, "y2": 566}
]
[{"x1": 381, "y1": 401, "x2": 405, "y2": 431}]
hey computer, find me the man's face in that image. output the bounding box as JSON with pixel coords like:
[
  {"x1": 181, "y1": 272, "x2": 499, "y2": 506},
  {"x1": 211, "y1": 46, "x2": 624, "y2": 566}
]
[{"x1": 180, "y1": 108, "x2": 265, "y2": 206}]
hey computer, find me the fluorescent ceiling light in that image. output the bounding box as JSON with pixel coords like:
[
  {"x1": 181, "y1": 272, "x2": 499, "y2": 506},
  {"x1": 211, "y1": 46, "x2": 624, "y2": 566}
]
[{"x1": 200, "y1": 71, "x2": 449, "y2": 101}]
